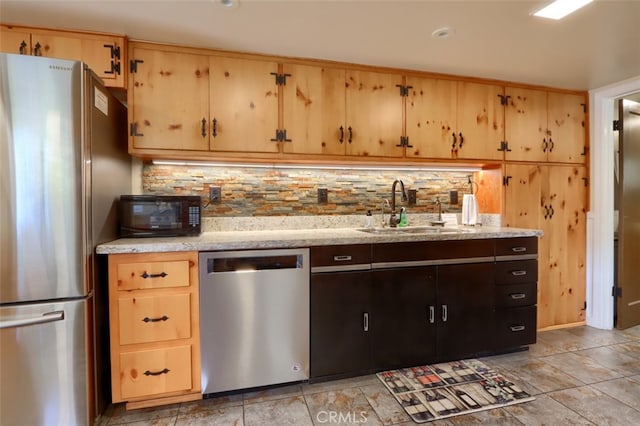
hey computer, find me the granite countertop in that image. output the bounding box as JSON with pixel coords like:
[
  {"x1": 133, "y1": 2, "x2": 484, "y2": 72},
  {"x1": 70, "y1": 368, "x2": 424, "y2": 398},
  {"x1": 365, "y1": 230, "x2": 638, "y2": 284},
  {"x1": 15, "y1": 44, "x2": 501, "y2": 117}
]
[{"x1": 96, "y1": 225, "x2": 542, "y2": 254}]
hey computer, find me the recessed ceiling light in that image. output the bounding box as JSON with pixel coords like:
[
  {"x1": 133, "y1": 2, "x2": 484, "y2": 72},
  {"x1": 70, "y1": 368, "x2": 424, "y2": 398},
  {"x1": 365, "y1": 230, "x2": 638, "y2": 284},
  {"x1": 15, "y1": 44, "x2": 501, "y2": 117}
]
[
  {"x1": 218, "y1": 0, "x2": 240, "y2": 9},
  {"x1": 533, "y1": 0, "x2": 594, "y2": 20},
  {"x1": 431, "y1": 27, "x2": 455, "y2": 39}
]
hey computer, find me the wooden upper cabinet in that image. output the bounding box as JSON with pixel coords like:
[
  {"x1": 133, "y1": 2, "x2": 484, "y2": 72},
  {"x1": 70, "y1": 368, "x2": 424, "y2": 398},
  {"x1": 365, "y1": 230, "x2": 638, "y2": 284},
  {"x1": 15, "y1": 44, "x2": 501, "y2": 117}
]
[
  {"x1": 455, "y1": 82, "x2": 504, "y2": 160},
  {"x1": 505, "y1": 87, "x2": 586, "y2": 163},
  {"x1": 1, "y1": 25, "x2": 126, "y2": 88},
  {"x1": 504, "y1": 87, "x2": 548, "y2": 162},
  {"x1": 547, "y1": 92, "x2": 587, "y2": 163},
  {"x1": 345, "y1": 70, "x2": 404, "y2": 158},
  {"x1": 282, "y1": 64, "x2": 346, "y2": 156},
  {"x1": 405, "y1": 77, "x2": 457, "y2": 159},
  {"x1": 129, "y1": 47, "x2": 210, "y2": 151},
  {"x1": 0, "y1": 26, "x2": 31, "y2": 54},
  {"x1": 406, "y1": 78, "x2": 503, "y2": 161},
  {"x1": 209, "y1": 56, "x2": 279, "y2": 153}
]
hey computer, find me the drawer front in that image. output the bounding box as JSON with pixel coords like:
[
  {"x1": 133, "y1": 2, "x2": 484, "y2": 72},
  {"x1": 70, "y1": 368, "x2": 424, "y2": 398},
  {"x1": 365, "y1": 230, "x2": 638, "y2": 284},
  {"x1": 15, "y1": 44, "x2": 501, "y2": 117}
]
[
  {"x1": 373, "y1": 239, "x2": 494, "y2": 263},
  {"x1": 311, "y1": 245, "x2": 371, "y2": 268},
  {"x1": 495, "y1": 260, "x2": 538, "y2": 284},
  {"x1": 495, "y1": 282, "x2": 537, "y2": 308},
  {"x1": 495, "y1": 237, "x2": 538, "y2": 257},
  {"x1": 494, "y1": 306, "x2": 537, "y2": 350},
  {"x1": 118, "y1": 293, "x2": 192, "y2": 345},
  {"x1": 119, "y1": 345, "x2": 193, "y2": 399},
  {"x1": 117, "y1": 260, "x2": 191, "y2": 290}
]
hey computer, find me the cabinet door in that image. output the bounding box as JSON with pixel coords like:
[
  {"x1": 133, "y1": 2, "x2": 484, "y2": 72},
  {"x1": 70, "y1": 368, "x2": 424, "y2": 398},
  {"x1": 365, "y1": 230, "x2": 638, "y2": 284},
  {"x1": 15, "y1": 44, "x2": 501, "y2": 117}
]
[
  {"x1": 541, "y1": 166, "x2": 587, "y2": 328},
  {"x1": 310, "y1": 271, "x2": 371, "y2": 378},
  {"x1": 547, "y1": 92, "x2": 586, "y2": 163},
  {"x1": 505, "y1": 87, "x2": 547, "y2": 162},
  {"x1": 456, "y1": 82, "x2": 504, "y2": 160},
  {"x1": 129, "y1": 47, "x2": 210, "y2": 151},
  {"x1": 345, "y1": 70, "x2": 403, "y2": 157},
  {"x1": 209, "y1": 56, "x2": 279, "y2": 153},
  {"x1": 503, "y1": 164, "x2": 544, "y2": 231},
  {"x1": 0, "y1": 26, "x2": 31, "y2": 54},
  {"x1": 437, "y1": 263, "x2": 494, "y2": 360},
  {"x1": 371, "y1": 267, "x2": 436, "y2": 370},
  {"x1": 282, "y1": 64, "x2": 346, "y2": 155},
  {"x1": 405, "y1": 77, "x2": 456, "y2": 159},
  {"x1": 31, "y1": 30, "x2": 124, "y2": 86}
]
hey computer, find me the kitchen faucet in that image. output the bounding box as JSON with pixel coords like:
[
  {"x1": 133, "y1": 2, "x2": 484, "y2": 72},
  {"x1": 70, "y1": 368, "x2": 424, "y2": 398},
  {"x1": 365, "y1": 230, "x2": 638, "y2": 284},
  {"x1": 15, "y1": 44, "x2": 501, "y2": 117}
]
[{"x1": 389, "y1": 179, "x2": 408, "y2": 227}]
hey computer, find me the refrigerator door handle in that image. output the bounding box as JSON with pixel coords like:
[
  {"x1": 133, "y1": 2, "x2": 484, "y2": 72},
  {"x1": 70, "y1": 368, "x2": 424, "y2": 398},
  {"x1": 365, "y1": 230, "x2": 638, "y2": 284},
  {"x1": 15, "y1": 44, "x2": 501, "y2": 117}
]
[{"x1": 0, "y1": 310, "x2": 64, "y2": 329}]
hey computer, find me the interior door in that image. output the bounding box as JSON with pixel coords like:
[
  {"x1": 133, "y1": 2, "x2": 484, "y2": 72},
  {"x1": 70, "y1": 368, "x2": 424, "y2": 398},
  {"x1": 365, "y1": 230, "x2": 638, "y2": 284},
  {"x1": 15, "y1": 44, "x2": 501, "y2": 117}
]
[{"x1": 617, "y1": 99, "x2": 640, "y2": 329}]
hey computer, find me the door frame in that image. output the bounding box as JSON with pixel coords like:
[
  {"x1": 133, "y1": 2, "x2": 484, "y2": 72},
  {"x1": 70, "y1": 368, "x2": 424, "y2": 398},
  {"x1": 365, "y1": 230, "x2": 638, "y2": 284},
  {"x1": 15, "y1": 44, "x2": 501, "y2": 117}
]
[{"x1": 588, "y1": 75, "x2": 640, "y2": 329}]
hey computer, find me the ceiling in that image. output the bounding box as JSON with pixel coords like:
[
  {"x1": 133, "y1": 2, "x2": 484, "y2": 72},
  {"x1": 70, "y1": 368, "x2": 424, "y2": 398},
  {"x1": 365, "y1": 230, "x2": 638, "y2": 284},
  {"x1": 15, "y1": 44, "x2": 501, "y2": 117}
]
[{"x1": 1, "y1": 0, "x2": 639, "y2": 91}]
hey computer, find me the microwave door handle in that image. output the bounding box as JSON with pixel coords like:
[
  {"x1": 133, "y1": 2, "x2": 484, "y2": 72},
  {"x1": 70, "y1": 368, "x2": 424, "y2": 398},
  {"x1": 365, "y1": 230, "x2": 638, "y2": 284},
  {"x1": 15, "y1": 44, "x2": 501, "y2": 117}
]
[{"x1": 0, "y1": 311, "x2": 64, "y2": 329}]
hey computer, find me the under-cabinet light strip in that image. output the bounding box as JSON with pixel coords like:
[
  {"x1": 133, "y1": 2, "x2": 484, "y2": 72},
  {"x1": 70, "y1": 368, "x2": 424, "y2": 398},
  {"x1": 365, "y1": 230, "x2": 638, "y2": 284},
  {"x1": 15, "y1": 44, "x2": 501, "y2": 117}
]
[{"x1": 151, "y1": 160, "x2": 483, "y2": 172}]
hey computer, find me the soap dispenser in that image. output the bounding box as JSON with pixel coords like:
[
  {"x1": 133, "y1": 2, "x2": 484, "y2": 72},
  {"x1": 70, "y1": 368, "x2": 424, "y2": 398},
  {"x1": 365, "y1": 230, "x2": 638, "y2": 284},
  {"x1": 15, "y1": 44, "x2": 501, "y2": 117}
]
[{"x1": 399, "y1": 207, "x2": 408, "y2": 227}]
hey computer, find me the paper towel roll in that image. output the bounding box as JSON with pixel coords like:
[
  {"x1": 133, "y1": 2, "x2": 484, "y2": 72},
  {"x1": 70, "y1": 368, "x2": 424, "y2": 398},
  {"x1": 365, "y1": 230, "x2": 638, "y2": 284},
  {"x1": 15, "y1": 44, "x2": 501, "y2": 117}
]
[{"x1": 462, "y1": 194, "x2": 479, "y2": 225}]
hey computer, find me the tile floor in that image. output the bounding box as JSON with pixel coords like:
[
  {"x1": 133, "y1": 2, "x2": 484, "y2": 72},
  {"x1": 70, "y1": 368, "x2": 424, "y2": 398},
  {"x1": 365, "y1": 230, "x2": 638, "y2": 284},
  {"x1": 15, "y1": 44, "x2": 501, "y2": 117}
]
[{"x1": 97, "y1": 325, "x2": 640, "y2": 425}]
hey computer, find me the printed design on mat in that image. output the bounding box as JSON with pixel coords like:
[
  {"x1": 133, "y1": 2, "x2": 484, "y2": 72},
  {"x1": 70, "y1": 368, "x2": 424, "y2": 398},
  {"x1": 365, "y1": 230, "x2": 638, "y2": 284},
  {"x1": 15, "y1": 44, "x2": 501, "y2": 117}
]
[{"x1": 377, "y1": 359, "x2": 535, "y2": 423}]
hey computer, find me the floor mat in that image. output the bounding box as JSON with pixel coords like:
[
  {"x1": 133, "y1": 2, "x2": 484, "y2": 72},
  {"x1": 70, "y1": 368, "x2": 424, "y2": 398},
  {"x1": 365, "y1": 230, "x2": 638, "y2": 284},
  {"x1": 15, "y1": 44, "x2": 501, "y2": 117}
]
[{"x1": 377, "y1": 358, "x2": 535, "y2": 423}]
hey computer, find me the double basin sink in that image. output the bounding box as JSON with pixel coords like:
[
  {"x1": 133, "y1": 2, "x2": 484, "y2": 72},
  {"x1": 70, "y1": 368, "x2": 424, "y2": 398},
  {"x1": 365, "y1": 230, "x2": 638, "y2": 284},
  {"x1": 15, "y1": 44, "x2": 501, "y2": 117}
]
[{"x1": 356, "y1": 225, "x2": 473, "y2": 235}]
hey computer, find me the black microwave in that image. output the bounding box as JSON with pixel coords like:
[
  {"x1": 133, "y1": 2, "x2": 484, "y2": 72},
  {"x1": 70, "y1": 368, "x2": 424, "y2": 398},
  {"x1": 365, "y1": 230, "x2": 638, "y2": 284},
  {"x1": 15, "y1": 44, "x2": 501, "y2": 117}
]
[{"x1": 119, "y1": 195, "x2": 201, "y2": 237}]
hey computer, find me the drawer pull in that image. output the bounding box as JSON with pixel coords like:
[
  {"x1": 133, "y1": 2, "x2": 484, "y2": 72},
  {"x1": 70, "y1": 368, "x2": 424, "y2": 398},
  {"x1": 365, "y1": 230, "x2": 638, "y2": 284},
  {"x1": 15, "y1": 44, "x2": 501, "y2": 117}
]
[
  {"x1": 511, "y1": 270, "x2": 527, "y2": 276},
  {"x1": 509, "y1": 293, "x2": 527, "y2": 300},
  {"x1": 363, "y1": 312, "x2": 369, "y2": 332},
  {"x1": 428, "y1": 305, "x2": 435, "y2": 324},
  {"x1": 510, "y1": 325, "x2": 525, "y2": 332},
  {"x1": 143, "y1": 368, "x2": 170, "y2": 376},
  {"x1": 511, "y1": 247, "x2": 527, "y2": 253},
  {"x1": 141, "y1": 271, "x2": 168, "y2": 279},
  {"x1": 333, "y1": 255, "x2": 352, "y2": 262},
  {"x1": 442, "y1": 304, "x2": 448, "y2": 322},
  {"x1": 142, "y1": 315, "x2": 169, "y2": 323}
]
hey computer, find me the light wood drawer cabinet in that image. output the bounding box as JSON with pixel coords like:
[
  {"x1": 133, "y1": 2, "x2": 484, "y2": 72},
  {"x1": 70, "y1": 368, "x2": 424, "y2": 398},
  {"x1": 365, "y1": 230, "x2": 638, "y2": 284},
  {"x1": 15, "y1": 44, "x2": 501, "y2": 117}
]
[
  {"x1": 116, "y1": 260, "x2": 191, "y2": 290},
  {"x1": 118, "y1": 293, "x2": 192, "y2": 345},
  {"x1": 119, "y1": 345, "x2": 193, "y2": 400},
  {"x1": 109, "y1": 251, "x2": 201, "y2": 409}
]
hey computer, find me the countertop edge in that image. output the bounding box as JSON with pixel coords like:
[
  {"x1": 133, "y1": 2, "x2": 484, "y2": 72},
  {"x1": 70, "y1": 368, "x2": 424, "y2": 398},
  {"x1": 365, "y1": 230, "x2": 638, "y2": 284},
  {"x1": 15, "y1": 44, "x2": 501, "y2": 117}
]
[{"x1": 96, "y1": 227, "x2": 543, "y2": 255}]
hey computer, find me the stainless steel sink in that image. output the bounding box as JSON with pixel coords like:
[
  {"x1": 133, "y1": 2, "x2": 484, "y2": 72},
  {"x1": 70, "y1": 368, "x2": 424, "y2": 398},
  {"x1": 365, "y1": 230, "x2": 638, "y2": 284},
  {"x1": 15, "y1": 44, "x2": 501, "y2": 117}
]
[{"x1": 356, "y1": 226, "x2": 471, "y2": 235}]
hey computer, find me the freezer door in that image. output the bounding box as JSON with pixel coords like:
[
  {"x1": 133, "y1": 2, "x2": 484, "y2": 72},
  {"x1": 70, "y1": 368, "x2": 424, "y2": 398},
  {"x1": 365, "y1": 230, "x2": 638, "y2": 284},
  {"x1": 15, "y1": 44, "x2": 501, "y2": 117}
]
[
  {"x1": 0, "y1": 54, "x2": 87, "y2": 303},
  {"x1": 0, "y1": 298, "x2": 90, "y2": 426}
]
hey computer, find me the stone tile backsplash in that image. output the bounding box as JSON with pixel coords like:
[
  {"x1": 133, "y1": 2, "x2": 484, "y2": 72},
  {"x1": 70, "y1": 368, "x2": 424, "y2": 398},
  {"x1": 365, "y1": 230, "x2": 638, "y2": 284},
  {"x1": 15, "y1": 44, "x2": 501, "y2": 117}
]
[{"x1": 143, "y1": 164, "x2": 479, "y2": 218}]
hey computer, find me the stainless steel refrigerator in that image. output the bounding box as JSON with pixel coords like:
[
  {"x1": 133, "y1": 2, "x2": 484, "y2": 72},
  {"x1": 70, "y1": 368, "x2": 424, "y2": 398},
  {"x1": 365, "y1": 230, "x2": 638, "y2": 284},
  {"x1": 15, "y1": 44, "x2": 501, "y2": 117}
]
[{"x1": 0, "y1": 53, "x2": 130, "y2": 425}]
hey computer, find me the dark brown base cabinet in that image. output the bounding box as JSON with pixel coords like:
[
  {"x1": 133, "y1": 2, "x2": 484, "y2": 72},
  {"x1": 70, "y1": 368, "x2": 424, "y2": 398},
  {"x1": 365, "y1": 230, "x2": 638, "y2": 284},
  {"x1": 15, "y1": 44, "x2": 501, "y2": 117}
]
[{"x1": 310, "y1": 238, "x2": 538, "y2": 381}]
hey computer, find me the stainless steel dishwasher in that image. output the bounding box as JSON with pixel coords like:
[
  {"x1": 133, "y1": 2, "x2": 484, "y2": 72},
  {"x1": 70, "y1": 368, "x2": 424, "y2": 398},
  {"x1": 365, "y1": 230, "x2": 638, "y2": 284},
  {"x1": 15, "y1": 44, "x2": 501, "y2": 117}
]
[{"x1": 199, "y1": 248, "x2": 310, "y2": 394}]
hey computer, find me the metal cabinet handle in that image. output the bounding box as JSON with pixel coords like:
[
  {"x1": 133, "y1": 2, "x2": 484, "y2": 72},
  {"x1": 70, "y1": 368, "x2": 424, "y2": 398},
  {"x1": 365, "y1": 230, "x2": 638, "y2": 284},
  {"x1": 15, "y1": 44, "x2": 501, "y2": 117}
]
[
  {"x1": 510, "y1": 293, "x2": 527, "y2": 300},
  {"x1": 363, "y1": 312, "x2": 369, "y2": 332},
  {"x1": 142, "y1": 315, "x2": 169, "y2": 323},
  {"x1": 549, "y1": 205, "x2": 555, "y2": 219},
  {"x1": 347, "y1": 126, "x2": 353, "y2": 143},
  {"x1": 549, "y1": 138, "x2": 554, "y2": 152},
  {"x1": 33, "y1": 42, "x2": 42, "y2": 56},
  {"x1": 19, "y1": 40, "x2": 28, "y2": 55},
  {"x1": 212, "y1": 118, "x2": 218, "y2": 137},
  {"x1": 442, "y1": 305, "x2": 448, "y2": 322},
  {"x1": 458, "y1": 132, "x2": 464, "y2": 149},
  {"x1": 333, "y1": 255, "x2": 352, "y2": 262},
  {"x1": 144, "y1": 368, "x2": 170, "y2": 376},
  {"x1": 451, "y1": 132, "x2": 457, "y2": 149},
  {"x1": 510, "y1": 325, "x2": 525, "y2": 332},
  {"x1": 339, "y1": 126, "x2": 344, "y2": 143},
  {"x1": 0, "y1": 310, "x2": 64, "y2": 329},
  {"x1": 201, "y1": 118, "x2": 207, "y2": 138},
  {"x1": 511, "y1": 270, "x2": 527, "y2": 276},
  {"x1": 542, "y1": 138, "x2": 548, "y2": 152},
  {"x1": 428, "y1": 306, "x2": 435, "y2": 324},
  {"x1": 140, "y1": 272, "x2": 168, "y2": 279},
  {"x1": 511, "y1": 247, "x2": 527, "y2": 253}
]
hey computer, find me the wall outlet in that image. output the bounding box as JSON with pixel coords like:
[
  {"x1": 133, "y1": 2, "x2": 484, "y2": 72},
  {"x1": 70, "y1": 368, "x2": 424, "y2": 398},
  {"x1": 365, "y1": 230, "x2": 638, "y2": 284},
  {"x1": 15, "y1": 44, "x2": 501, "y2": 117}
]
[
  {"x1": 408, "y1": 189, "x2": 417, "y2": 205},
  {"x1": 209, "y1": 186, "x2": 221, "y2": 203},
  {"x1": 449, "y1": 190, "x2": 458, "y2": 205},
  {"x1": 317, "y1": 188, "x2": 328, "y2": 204}
]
